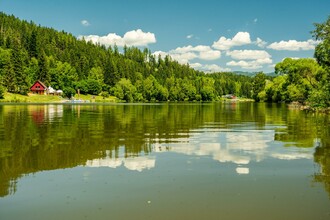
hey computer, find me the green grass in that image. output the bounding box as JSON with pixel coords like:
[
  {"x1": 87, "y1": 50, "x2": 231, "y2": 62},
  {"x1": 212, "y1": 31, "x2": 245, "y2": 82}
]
[
  {"x1": 73, "y1": 93, "x2": 117, "y2": 103},
  {"x1": 0, "y1": 92, "x2": 117, "y2": 103}
]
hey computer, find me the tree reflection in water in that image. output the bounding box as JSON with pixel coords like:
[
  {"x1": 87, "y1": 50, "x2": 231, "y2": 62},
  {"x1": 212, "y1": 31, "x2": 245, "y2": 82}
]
[{"x1": 0, "y1": 103, "x2": 329, "y2": 198}]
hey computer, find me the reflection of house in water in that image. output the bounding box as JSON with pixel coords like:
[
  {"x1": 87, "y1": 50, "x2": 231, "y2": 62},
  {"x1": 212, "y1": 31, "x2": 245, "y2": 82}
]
[{"x1": 29, "y1": 105, "x2": 63, "y2": 124}]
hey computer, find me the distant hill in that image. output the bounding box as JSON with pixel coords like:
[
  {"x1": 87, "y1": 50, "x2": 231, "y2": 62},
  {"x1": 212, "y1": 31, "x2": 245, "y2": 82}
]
[{"x1": 233, "y1": 71, "x2": 276, "y2": 77}]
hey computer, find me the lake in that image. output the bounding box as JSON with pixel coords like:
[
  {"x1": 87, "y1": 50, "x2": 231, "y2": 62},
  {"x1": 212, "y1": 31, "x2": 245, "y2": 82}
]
[{"x1": 0, "y1": 102, "x2": 329, "y2": 220}]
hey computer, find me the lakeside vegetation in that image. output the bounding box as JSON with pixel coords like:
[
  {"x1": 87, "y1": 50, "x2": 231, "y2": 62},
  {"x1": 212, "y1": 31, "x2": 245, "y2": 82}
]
[
  {"x1": 0, "y1": 12, "x2": 329, "y2": 108},
  {"x1": 0, "y1": 92, "x2": 117, "y2": 103}
]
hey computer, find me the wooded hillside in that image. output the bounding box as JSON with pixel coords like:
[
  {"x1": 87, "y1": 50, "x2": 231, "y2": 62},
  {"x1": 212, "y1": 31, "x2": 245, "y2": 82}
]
[
  {"x1": 1, "y1": 12, "x2": 329, "y2": 107},
  {"x1": 0, "y1": 12, "x2": 253, "y2": 101}
]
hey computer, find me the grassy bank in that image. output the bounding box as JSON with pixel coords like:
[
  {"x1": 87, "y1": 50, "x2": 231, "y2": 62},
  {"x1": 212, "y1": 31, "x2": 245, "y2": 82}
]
[{"x1": 0, "y1": 92, "x2": 117, "y2": 103}]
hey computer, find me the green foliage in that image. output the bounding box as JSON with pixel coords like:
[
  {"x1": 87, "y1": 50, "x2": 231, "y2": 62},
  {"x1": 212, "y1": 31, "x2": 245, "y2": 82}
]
[
  {"x1": 86, "y1": 79, "x2": 102, "y2": 95},
  {"x1": 75, "y1": 80, "x2": 88, "y2": 94},
  {"x1": 311, "y1": 16, "x2": 330, "y2": 107},
  {"x1": 271, "y1": 53, "x2": 329, "y2": 106},
  {"x1": 0, "y1": 12, "x2": 256, "y2": 102},
  {"x1": 0, "y1": 85, "x2": 6, "y2": 99},
  {"x1": 312, "y1": 15, "x2": 330, "y2": 68},
  {"x1": 111, "y1": 78, "x2": 137, "y2": 102},
  {"x1": 252, "y1": 72, "x2": 266, "y2": 102},
  {"x1": 99, "y1": 91, "x2": 109, "y2": 99},
  {"x1": 63, "y1": 87, "x2": 76, "y2": 98},
  {"x1": 37, "y1": 50, "x2": 50, "y2": 85}
]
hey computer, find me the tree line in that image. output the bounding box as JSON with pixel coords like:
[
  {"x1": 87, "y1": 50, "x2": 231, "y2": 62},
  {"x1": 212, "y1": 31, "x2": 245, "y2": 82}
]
[
  {"x1": 239, "y1": 16, "x2": 330, "y2": 108},
  {"x1": 0, "y1": 12, "x2": 329, "y2": 107},
  {"x1": 0, "y1": 12, "x2": 254, "y2": 101}
]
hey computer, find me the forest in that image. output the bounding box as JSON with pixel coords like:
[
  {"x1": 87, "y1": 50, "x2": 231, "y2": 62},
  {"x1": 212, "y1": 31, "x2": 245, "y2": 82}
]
[{"x1": 0, "y1": 12, "x2": 329, "y2": 107}]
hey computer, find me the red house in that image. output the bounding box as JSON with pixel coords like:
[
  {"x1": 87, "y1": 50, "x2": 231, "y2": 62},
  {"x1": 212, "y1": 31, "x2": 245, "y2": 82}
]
[{"x1": 30, "y1": 80, "x2": 47, "y2": 95}]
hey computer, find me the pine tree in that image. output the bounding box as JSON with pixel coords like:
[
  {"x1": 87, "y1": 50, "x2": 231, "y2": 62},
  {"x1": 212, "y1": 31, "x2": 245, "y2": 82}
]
[
  {"x1": 28, "y1": 29, "x2": 38, "y2": 58},
  {"x1": 12, "y1": 39, "x2": 29, "y2": 94},
  {"x1": 38, "y1": 50, "x2": 50, "y2": 85}
]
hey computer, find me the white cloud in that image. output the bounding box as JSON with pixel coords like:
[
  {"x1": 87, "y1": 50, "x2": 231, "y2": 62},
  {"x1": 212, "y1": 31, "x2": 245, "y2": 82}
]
[
  {"x1": 81, "y1": 20, "x2": 90, "y2": 26},
  {"x1": 199, "y1": 50, "x2": 222, "y2": 60},
  {"x1": 123, "y1": 29, "x2": 156, "y2": 46},
  {"x1": 190, "y1": 63, "x2": 231, "y2": 73},
  {"x1": 153, "y1": 50, "x2": 168, "y2": 58},
  {"x1": 80, "y1": 29, "x2": 156, "y2": 47},
  {"x1": 226, "y1": 49, "x2": 272, "y2": 70},
  {"x1": 190, "y1": 63, "x2": 203, "y2": 69},
  {"x1": 170, "y1": 52, "x2": 198, "y2": 64},
  {"x1": 212, "y1": 32, "x2": 251, "y2": 50},
  {"x1": 227, "y1": 60, "x2": 263, "y2": 70},
  {"x1": 171, "y1": 45, "x2": 212, "y2": 53},
  {"x1": 254, "y1": 18, "x2": 258, "y2": 23},
  {"x1": 202, "y1": 64, "x2": 231, "y2": 73},
  {"x1": 226, "y1": 50, "x2": 271, "y2": 60},
  {"x1": 267, "y1": 39, "x2": 319, "y2": 51},
  {"x1": 187, "y1": 34, "x2": 194, "y2": 39},
  {"x1": 154, "y1": 45, "x2": 221, "y2": 64},
  {"x1": 255, "y1": 37, "x2": 267, "y2": 48}
]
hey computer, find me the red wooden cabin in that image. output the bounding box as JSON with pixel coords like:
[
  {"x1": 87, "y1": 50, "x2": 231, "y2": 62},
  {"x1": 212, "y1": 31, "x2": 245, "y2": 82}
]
[{"x1": 30, "y1": 80, "x2": 47, "y2": 95}]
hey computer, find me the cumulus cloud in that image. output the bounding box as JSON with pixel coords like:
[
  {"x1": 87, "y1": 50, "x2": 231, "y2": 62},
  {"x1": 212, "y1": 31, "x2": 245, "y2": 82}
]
[
  {"x1": 187, "y1": 34, "x2": 194, "y2": 39},
  {"x1": 170, "y1": 52, "x2": 198, "y2": 64},
  {"x1": 212, "y1": 32, "x2": 251, "y2": 50},
  {"x1": 227, "y1": 60, "x2": 263, "y2": 70},
  {"x1": 80, "y1": 29, "x2": 156, "y2": 47},
  {"x1": 226, "y1": 49, "x2": 272, "y2": 70},
  {"x1": 190, "y1": 63, "x2": 203, "y2": 69},
  {"x1": 199, "y1": 50, "x2": 222, "y2": 60},
  {"x1": 226, "y1": 49, "x2": 271, "y2": 60},
  {"x1": 255, "y1": 37, "x2": 267, "y2": 48},
  {"x1": 81, "y1": 20, "x2": 90, "y2": 26},
  {"x1": 153, "y1": 45, "x2": 221, "y2": 64},
  {"x1": 202, "y1": 64, "x2": 231, "y2": 73},
  {"x1": 267, "y1": 39, "x2": 319, "y2": 51},
  {"x1": 190, "y1": 63, "x2": 231, "y2": 73}
]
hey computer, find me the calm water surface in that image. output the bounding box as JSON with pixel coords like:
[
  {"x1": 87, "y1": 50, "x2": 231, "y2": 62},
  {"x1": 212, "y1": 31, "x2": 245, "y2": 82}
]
[{"x1": 0, "y1": 103, "x2": 329, "y2": 220}]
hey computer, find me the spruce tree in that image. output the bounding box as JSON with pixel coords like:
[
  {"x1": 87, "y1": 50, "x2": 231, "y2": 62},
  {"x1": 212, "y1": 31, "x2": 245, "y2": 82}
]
[
  {"x1": 12, "y1": 39, "x2": 29, "y2": 94},
  {"x1": 38, "y1": 50, "x2": 50, "y2": 85}
]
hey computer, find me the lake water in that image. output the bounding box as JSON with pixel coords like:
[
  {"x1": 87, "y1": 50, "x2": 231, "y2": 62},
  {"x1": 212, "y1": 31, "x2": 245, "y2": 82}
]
[{"x1": 0, "y1": 102, "x2": 329, "y2": 220}]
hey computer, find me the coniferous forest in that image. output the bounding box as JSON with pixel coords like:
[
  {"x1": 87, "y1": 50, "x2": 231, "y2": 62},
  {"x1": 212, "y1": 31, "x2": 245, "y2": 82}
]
[{"x1": 0, "y1": 12, "x2": 329, "y2": 107}]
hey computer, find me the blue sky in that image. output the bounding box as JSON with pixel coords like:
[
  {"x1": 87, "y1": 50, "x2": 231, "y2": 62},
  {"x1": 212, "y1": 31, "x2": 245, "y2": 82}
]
[{"x1": 1, "y1": 0, "x2": 329, "y2": 73}]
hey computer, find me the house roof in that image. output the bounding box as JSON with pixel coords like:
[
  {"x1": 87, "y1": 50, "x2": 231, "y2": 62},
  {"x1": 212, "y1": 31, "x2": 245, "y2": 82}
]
[{"x1": 30, "y1": 80, "x2": 47, "y2": 90}]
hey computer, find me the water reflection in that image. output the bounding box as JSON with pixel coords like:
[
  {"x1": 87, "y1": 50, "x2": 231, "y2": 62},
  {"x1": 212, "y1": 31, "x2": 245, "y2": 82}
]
[
  {"x1": 83, "y1": 128, "x2": 316, "y2": 176},
  {"x1": 0, "y1": 103, "x2": 329, "y2": 199},
  {"x1": 86, "y1": 150, "x2": 156, "y2": 172}
]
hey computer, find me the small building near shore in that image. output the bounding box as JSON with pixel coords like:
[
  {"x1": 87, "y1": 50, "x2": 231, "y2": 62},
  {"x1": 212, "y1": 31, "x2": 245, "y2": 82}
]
[
  {"x1": 30, "y1": 80, "x2": 47, "y2": 95},
  {"x1": 48, "y1": 86, "x2": 56, "y2": 95}
]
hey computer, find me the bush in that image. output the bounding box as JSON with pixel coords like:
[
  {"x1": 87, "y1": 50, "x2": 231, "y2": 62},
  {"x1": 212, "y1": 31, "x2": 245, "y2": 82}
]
[
  {"x1": 75, "y1": 80, "x2": 88, "y2": 94},
  {"x1": 63, "y1": 87, "x2": 76, "y2": 98},
  {"x1": 87, "y1": 79, "x2": 102, "y2": 95},
  {"x1": 0, "y1": 85, "x2": 6, "y2": 99},
  {"x1": 99, "y1": 91, "x2": 109, "y2": 99}
]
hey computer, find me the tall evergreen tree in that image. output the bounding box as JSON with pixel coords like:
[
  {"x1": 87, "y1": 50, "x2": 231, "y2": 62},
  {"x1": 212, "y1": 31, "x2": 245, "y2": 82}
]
[
  {"x1": 38, "y1": 50, "x2": 50, "y2": 85},
  {"x1": 12, "y1": 39, "x2": 29, "y2": 94},
  {"x1": 28, "y1": 29, "x2": 38, "y2": 58}
]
